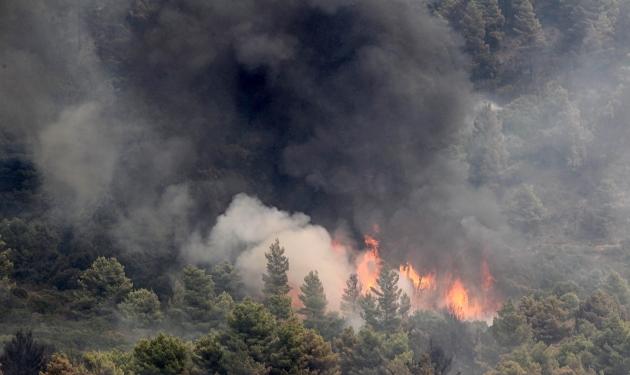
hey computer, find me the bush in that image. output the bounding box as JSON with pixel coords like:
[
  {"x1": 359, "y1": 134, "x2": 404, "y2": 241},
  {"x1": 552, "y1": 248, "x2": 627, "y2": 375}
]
[
  {"x1": 118, "y1": 288, "x2": 162, "y2": 326},
  {"x1": 132, "y1": 333, "x2": 192, "y2": 375}
]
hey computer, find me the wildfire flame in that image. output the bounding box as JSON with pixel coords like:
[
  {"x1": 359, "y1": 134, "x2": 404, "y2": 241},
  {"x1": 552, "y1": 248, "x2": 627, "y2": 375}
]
[
  {"x1": 356, "y1": 235, "x2": 382, "y2": 293},
  {"x1": 445, "y1": 278, "x2": 484, "y2": 320},
  {"x1": 352, "y1": 232, "x2": 500, "y2": 321},
  {"x1": 399, "y1": 263, "x2": 436, "y2": 291}
]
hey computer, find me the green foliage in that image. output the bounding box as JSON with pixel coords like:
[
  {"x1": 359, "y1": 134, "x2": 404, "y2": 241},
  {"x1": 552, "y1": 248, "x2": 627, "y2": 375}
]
[
  {"x1": 577, "y1": 290, "x2": 621, "y2": 330},
  {"x1": 171, "y1": 265, "x2": 215, "y2": 321},
  {"x1": 492, "y1": 300, "x2": 532, "y2": 347},
  {"x1": 118, "y1": 288, "x2": 162, "y2": 326},
  {"x1": 468, "y1": 105, "x2": 508, "y2": 186},
  {"x1": 78, "y1": 257, "x2": 132, "y2": 302},
  {"x1": 507, "y1": 184, "x2": 547, "y2": 234},
  {"x1": 83, "y1": 350, "x2": 132, "y2": 375},
  {"x1": 299, "y1": 271, "x2": 327, "y2": 328},
  {"x1": 340, "y1": 274, "x2": 361, "y2": 318},
  {"x1": 225, "y1": 299, "x2": 277, "y2": 366},
  {"x1": 399, "y1": 293, "x2": 411, "y2": 320},
  {"x1": 192, "y1": 334, "x2": 223, "y2": 373},
  {"x1": 0, "y1": 218, "x2": 61, "y2": 284},
  {"x1": 210, "y1": 261, "x2": 244, "y2": 300},
  {"x1": 371, "y1": 266, "x2": 403, "y2": 332},
  {"x1": 338, "y1": 327, "x2": 417, "y2": 375},
  {"x1": 0, "y1": 330, "x2": 49, "y2": 375},
  {"x1": 510, "y1": 0, "x2": 544, "y2": 44},
  {"x1": 359, "y1": 293, "x2": 379, "y2": 330},
  {"x1": 519, "y1": 295, "x2": 573, "y2": 344},
  {"x1": 132, "y1": 333, "x2": 192, "y2": 375},
  {"x1": 262, "y1": 240, "x2": 292, "y2": 319},
  {"x1": 602, "y1": 272, "x2": 630, "y2": 306},
  {"x1": 0, "y1": 239, "x2": 13, "y2": 281},
  {"x1": 40, "y1": 353, "x2": 88, "y2": 375}
]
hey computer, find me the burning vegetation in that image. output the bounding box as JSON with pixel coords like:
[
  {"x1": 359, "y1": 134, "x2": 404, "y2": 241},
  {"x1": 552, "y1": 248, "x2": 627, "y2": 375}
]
[{"x1": 350, "y1": 233, "x2": 501, "y2": 321}]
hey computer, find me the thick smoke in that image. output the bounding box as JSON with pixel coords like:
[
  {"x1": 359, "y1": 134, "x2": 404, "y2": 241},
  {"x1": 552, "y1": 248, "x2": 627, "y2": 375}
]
[
  {"x1": 185, "y1": 194, "x2": 353, "y2": 309},
  {"x1": 0, "y1": 0, "x2": 510, "y2": 288}
]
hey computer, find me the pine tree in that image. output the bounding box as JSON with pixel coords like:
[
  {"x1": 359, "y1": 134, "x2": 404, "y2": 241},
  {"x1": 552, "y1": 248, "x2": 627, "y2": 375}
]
[
  {"x1": 78, "y1": 257, "x2": 133, "y2": 302},
  {"x1": 399, "y1": 293, "x2": 411, "y2": 320},
  {"x1": 0, "y1": 330, "x2": 49, "y2": 375},
  {"x1": 300, "y1": 329, "x2": 341, "y2": 374},
  {"x1": 359, "y1": 293, "x2": 379, "y2": 330},
  {"x1": 211, "y1": 261, "x2": 244, "y2": 300},
  {"x1": 480, "y1": 0, "x2": 506, "y2": 49},
  {"x1": 299, "y1": 271, "x2": 328, "y2": 330},
  {"x1": 371, "y1": 266, "x2": 402, "y2": 332},
  {"x1": 132, "y1": 334, "x2": 192, "y2": 375},
  {"x1": 341, "y1": 274, "x2": 362, "y2": 317},
  {"x1": 175, "y1": 265, "x2": 215, "y2": 321},
  {"x1": 263, "y1": 239, "x2": 292, "y2": 319},
  {"x1": 462, "y1": 0, "x2": 490, "y2": 57},
  {"x1": 468, "y1": 104, "x2": 508, "y2": 186},
  {"x1": 462, "y1": 0, "x2": 493, "y2": 79},
  {"x1": 346, "y1": 328, "x2": 387, "y2": 375},
  {"x1": 511, "y1": 0, "x2": 544, "y2": 45}
]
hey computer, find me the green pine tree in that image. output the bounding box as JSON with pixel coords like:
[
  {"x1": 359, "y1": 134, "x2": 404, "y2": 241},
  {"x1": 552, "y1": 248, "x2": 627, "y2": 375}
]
[
  {"x1": 341, "y1": 274, "x2": 362, "y2": 317},
  {"x1": 511, "y1": 0, "x2": 544, "y2": 45},
  {"x1": 263, "y1": 239, "x2": 292, "y2": 319},
  {"x1": 359, "y1": 293, "x2": 380, "y2": 330},
  {"x1": 480, "y1": 0, "x2": 505, "y2": 49},
  {"x1": 371, "y1": 266, "x2": 402, "y2": 332},
  {"x1": 299, "y1": 271, "x2": 328, "y2": 330}
]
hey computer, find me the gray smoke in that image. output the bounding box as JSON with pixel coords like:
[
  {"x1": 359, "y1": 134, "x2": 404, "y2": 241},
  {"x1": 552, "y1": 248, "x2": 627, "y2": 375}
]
[{"x1": 0, "y1": 0, "x2": 510, "y2": 287}]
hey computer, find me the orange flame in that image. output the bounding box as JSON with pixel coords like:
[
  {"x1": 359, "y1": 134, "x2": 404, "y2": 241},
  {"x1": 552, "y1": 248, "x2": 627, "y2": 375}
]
[
  {"x1": 350, "y1": 232, "x2": 500, "y2": 321},
  {"x1": 399, "y1": 263, "x2": 436, "y2": 291},
  {"x1": 356, "y1": 235, "x2": 382, "y2": 293},
  {"x1": 445, "y1": 278, "x2": 484, "y2": 320}
]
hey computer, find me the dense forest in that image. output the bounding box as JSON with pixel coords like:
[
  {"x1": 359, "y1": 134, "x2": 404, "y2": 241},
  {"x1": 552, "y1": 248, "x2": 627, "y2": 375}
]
[{"x1": 2, "y1": 0, "x2": 630, "y2": 374}]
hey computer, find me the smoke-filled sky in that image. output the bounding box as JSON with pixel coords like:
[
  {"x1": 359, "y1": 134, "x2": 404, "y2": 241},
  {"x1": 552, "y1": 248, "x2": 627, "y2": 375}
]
[
  {"x1": 34, "y1": 0, "x2": 630, "y2": 308},
  {"x1": 4, "y1": 0, "x2": 584, "y2": 297}
]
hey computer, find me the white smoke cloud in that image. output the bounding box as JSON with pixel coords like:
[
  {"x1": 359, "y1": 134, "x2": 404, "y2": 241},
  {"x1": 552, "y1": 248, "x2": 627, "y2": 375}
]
[{"x1": 184, "y1": 193, "x2": 354, "y2": 309}]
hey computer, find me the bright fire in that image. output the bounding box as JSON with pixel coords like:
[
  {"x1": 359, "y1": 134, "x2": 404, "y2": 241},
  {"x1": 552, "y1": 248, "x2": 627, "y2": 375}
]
[
  {"x1": 399, "y1": 263, "x2": 436, "y2": 291},
  {"x1": 355, "y1": 235, "x2": 382, "y2": 293},
  {"x1": 353, "y1": 232, "x2": 500, "y2": 321},
  {"x1": 445, "y1": 278, "x2": 484, "y2": 320}
]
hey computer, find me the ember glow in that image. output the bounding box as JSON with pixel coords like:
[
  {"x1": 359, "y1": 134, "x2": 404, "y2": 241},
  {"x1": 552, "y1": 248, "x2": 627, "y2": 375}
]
[{"x1": 353, "y1": 232, "x2": 500, "y2": 321}]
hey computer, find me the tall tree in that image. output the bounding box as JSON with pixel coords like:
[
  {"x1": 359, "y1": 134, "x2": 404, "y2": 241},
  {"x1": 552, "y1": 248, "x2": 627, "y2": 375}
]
[
  {"x1": 299, "y1": 271, "x2": 328, "y2": 331},
  {"x1": 467, "y1": 104, "x2": 508, "y2": 186},
  {"x1": 480, "y1": 0, "x2": 505, "y2": 49},
  {"x1": 371, "y1": 266, "x2": 403, "y2": 332},
  {"x1": 511, "y1": 0, "x2": 544, "y2": 45},
  {"x1": 399, "y1": 293, "x2": 412, "y2": 320},
  {"x1": 341, "y1": 274, "x2": 362, "y2": 318},
  {"x1": 182, "y1": 266, "x2": 215, "y2": 311},
  {"x1": 211, "y1": 261, "x2": 244, "y2": 300},
  {"x1": 359, "y1": 293, "x2": 380, "y2": 330},
  {"x1": 263, "y1": 239, "x2": 292, "y2": 319}
]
